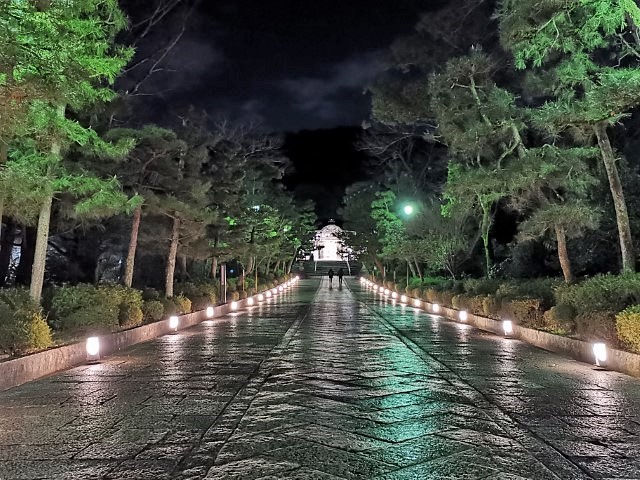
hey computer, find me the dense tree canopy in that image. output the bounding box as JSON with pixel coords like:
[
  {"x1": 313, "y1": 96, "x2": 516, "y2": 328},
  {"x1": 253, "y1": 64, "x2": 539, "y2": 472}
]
[{"x1": 341, "y1": 0, "x2": 640, "y2": 284}]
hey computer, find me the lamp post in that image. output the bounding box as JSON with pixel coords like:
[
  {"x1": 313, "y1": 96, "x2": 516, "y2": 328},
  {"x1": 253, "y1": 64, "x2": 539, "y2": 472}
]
[{"x1": 401, "y1": 202, "x2": 416, "y2": 287}]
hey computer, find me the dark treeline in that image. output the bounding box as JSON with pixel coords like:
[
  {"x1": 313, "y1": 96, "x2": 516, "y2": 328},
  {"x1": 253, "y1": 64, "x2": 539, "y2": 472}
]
[
  {"x1": 342, "y1": 0, "x2": 640, "y2": 283},
  {"x1": 0, "y1": 1, "x2": 317, "y2": 303}
]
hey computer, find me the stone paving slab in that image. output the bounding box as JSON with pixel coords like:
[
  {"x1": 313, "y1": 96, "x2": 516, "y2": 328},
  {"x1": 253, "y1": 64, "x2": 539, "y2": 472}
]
[{"x1": 1, "y1": 278, "x2": 640, "y2": 478}]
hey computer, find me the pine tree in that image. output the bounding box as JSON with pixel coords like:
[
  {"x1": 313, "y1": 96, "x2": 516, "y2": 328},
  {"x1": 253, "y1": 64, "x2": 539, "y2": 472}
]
[
  {"x1": 1, "y1": 0, "x2": 134, "y2": 301},
  {"x1": 103, "y1": 126, "x2": 187, "y2": 288},
  {"x1": 498, "y1": 0, "x2": 640, "y2": 272},
  {"x1": 430, "y1": 51, "x2": 523, "y2": 276}
]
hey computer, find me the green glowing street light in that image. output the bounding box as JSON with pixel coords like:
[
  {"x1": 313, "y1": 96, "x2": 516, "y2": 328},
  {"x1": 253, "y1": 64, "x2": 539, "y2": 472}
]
[{"x1": 403, "y1": 204, "x2": 414, "y2": 216}]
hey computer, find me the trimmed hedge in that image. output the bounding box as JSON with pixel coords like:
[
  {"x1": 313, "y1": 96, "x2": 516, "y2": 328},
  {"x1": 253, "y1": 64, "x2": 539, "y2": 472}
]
[
  {"x1": 142, "y1": 300, "x2": 164, "y2": 322},
  {"x1": 50, "y1": 284, "x2": 143, "y2": 331},
  {"x1": 499, "y1": 298, "x2": 544, "y2": 328},
  {"x1": 0, "y1": 289, "x2": 52, "y2": 354},
  {"x1": 616, "y1": 306, "x2": 640, "y2": 353},
  {"x1": 452, "y1": 294, "x2": 484, "y2": 315},
  {"x1": 542, "y1": 304, "x2": 575, "y2": 334},
  {"x1": 575, "y1": 310, "x2": 617, "y2": 344},
  {"x1": 51, "y1": 285, "x2": 119, "y2": 330},
  {"x1": 554, "y1": 273, "x2": 640, "y2": 315},
  {"x1": 482, "y1": 295, "x2": 500, "y2": 317},
  {"x1": 463, "y1": 278, "x2": 500, "y2": 296},
  {"x1": 174, "y1": 294, "x2": 192, "y2": 314}
]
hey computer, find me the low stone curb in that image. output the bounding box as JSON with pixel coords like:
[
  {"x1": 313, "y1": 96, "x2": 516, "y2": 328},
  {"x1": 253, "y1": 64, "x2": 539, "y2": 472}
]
[
  {"x1": 0, "y1": 282, "x2": 297, "y2": 392},
  {"x1": 365, "y1": 282, "x2": 640, "y2": 378}
]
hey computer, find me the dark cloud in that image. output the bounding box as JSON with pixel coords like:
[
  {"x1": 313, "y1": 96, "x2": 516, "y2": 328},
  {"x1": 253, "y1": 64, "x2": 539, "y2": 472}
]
[
  {"x1": 280, "y1": 51, "x2": 385, "y2": 121},
  {"x1": 119, "y1": 0, "x2": 435, "y2": 131},
  {"x1": 155, "y1": 39, "x2": 225, "y2": 95}
]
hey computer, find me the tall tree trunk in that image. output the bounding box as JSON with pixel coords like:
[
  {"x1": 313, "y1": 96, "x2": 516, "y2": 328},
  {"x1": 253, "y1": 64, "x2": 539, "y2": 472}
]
[
  {"x1": 30, "y1": 192, "x2": 53, "y2": 302},
  {"x1": 0, "y1": 220, "x2": 15, "y2": 286},
  {"x1": 480, "y1": 202, "x2": 492, "y2": 278},
  {"x1": 288, "y1": 247, "x2": 299, "y2": 274},
  {"x1": 274, "y1": 259, "x2": 280, "y2": 274},
  {"x1": 413, "y1": 258, "x2": 422, "y2": 279},
  {"x1": 555, "y1": 224, "x2": 574, "y2": 284},
  {"x1": 123, "y1": 204, "x2": 141, "y2": 288},
  {"x1": 406, "y1": 258, "x2": 417, "y2": 277},
  {"x1": 211, "y1": 256, "x2": 218, "y2": 279},
  {"x1": 179, "y1": 254, "x2": 188, "y2": 280},
  {"x1": 165, "y1": 216, "x2": 180, "y2": 298},
  {"x1": 594, "y1": 121, "x2": 635, "y2": 272},
  {"x1": 30, "y1": 104, "x2": 65, "y2": 303},
  {"x1": 374, "y1": 258, "x2": 384, "y2": 279},
  {"x1": 15, "y1": 226, "x2": 35, "y2": 286}
]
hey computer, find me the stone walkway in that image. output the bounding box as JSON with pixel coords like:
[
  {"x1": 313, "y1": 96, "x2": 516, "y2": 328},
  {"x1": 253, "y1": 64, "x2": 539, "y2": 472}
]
[{"x1": 1, "y1": 279, "x2": 640, "y2": 479}]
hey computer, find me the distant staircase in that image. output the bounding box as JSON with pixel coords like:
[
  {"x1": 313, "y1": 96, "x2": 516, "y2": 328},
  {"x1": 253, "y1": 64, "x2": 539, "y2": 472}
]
[{"x1": 302, "y1": 260, "x2": 362, "y2": 277}]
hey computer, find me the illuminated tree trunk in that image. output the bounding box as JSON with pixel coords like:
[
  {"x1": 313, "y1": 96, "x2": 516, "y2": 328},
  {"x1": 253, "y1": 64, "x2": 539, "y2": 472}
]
[
  {"x1": 211, "y1": 256, "x2": 218, "y2": 279},
  {"x1": 288, "y1": 248, "x2": 299, "y2": 274},
  {"x1": 123, "y1": 204, "x2": 141, "y2": 288},
  {"x1": 165, "y1": 216, "x2": 180, "y2": 298},
  {"x1": 480, "y1": 201, "x2": 492, "y2": 278},
  {"x1": 374, "y1": 258, "x2": 384, "y2": 279},
  {"x1": 594, "y1": 121, "x2": 635, "y2": 272},
  {"x1": 414, "y1": 258, "x2": 422, "y2": 279},
  {"x1": 406, "y1": 259, "x2": 417, "y2": 277},
  {"x1": 30, "y1": 192, "x2": 53, "y2": 303},
  {"x1": 179, "y1": 254, "x2": 187, "y2": 279},
  {"x1": 31, "y1": 104, "x2": 66, "y2": 302},
  {"x1": 555, "y1": 224, "x2": 574, "y2": 284}
]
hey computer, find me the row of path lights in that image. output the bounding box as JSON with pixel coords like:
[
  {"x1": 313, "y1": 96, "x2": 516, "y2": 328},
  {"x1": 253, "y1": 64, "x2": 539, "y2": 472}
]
[
  {"x1": 86, "y1": 276, "x2": 301, "y2": 362},
  {"x1": 360, "y1": 277, "x2": 608, "y2": 369}
]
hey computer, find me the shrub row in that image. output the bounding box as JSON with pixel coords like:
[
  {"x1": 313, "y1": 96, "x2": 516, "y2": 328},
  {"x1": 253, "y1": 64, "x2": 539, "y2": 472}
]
[
  {"x1": 0, "y1": 289, "x2": 52, "y2": 355},
  {"x1": 0, "y1": 274, "x2": 293, "y2": 356},
  {"x1": 372, "y1": 274, "x2": 640, "y2": 347},
  {"x1": 50, "y1": 284, "x2": 144, "y2": 331}
]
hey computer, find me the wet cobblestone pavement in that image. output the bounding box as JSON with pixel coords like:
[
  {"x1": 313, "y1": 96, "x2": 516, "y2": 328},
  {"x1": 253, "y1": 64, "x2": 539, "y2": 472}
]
[{"x1": 1, "y1": 279, "x2": 640, "y2": 479}]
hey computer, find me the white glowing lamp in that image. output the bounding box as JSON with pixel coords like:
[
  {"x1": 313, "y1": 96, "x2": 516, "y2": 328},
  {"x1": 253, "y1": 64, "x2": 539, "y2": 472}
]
[
  {"x1": 247, "y1": 297, "x2": 254, "y2": 306},
  {"x1": 414, "y1": 299, "x2": 421, "y2": 307},
  {"x1": 278, "y1": 286, "x2": 284, "y2": 292},
  {"x1": 206, "y1": 306, "x2": 214, "y2": 318},
  {"x1": 86, "y1": 337, "x2": 100, "y2": 360},
  {"x1": 295, "y1": 276, "x2": 299, "y2": 280},
  {"x1": 459, "y1": 310, "x2": 468, "y2": 321},
  {"x1": 258, "y1": 293, "x2": 265, "y2": 301},
  {"x1": 400, "y1": 295, "x2": 407, "y2": 303},
  {"x1": 432, "y1": 303, "x2": 440, "y2": 313},
  {"x1": 392, "y1": 292, "x2": 398, "y2": 299},
  {"x1": 266, "y1": 291, "x2": 272, "y2": 298},
  {"x1": 384, "y1": 289, "x2": 390, "y2": 295},
  {"x1": 231, "y1": 301, "x2": 238, "y2": 311},
  {"x1": 169, "y1": 315, "x2": 179, "y2": 331},
  {"x1": 272, "y1": 288, "x2": 278, "y2": 295},
  {"x1": 503, "y1": 320, "x2": 513, "y2": 336},
  {"x1": 593, "y1": 343, "x2": 607, "y2": 367}
]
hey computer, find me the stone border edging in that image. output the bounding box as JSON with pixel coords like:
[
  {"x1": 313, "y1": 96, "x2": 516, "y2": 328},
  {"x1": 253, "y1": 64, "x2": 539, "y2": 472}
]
[
  {"x1": 0, "y1": 280, "x2": 298, "y2": 392},
  {"x1": 364, "y1": 280, "x2": 640, "y2": 378}
]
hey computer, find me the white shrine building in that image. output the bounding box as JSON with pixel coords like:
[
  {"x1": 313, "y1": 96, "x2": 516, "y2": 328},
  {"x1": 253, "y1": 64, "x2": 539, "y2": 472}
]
[{"x1": 313, "y1": 222, "x2": 352, "y2": 261}]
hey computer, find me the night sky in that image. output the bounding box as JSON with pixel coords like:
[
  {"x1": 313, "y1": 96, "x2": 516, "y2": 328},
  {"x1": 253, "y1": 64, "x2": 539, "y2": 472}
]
[{"x1": 119, "y1": 0, "x2": 441, "y2": 217}]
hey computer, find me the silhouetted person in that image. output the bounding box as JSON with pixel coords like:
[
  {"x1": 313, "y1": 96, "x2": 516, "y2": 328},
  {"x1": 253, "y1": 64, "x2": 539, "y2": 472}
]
[
  {"x1": 328, "y1": 268, "x2": 334, "y2": 287},
  {"x1": 338, "y1": 268, "x2": 344, "y2": 287}
]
